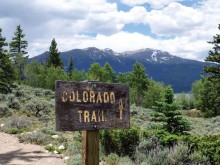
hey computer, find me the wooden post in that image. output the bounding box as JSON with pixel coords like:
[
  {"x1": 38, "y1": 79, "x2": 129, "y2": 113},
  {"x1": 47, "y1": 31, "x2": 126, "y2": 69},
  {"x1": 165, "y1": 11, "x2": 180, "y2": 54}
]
[{"x1": 82, "y1": 130, "x2": 99, "y2": 165}]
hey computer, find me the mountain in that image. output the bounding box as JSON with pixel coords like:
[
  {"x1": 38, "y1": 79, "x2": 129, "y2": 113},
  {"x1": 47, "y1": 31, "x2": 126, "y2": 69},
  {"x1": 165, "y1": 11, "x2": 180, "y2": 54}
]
[
  {"x1": 29, "y1": 47, "x2": 208, "y2": 93},
  {"x1": 121, "y1": 48, "x2": 198, "y2": 64}
]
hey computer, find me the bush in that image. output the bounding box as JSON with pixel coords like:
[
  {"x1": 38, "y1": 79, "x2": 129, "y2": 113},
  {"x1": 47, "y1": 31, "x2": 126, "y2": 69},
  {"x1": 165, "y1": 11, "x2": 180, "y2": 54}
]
[
  {"x1": 189, "y1": 151, "x2": 209, "y2": 164},
  {"x1": 5, "y1": 127, "x2": 21, "y2": 134},
  {"x1": 167, "y1": 142, "x2": 189, "y2": 165},
  {"x1": 18, "y1": 131, "x2": 52, "y2": 145},
  {"x1": 25, "y1": 98, "x2": 51, "y2": 117},
  {"x1": 2, "y1": 115, "x2": 30, "y2": 134},
  {"x1": 44, "y1": 90, "x2": 54, "y2": 98},
  {"x1": 0, "y1": 104, "x2": 12, "y2": 117},
  {"x1": 7, "y1": 98, "x2": 21, "y2": 110},
  {"x1": 34, "y1": 88, "x2": 44, "y2": 96},
  {"x1": 6, "y1": 94, "x2": 15, "y2": 102},
  {"x1": 41, "y1": 126, "x2": 57, "y2": 135},
  {"x1": 104, "y1": 153, "x2": 120, "y2": 165},
  {"x1": 100, "y1": 127, "x2": 140, "y2": 156},
  {"x1": 67, "y1": 154, "x2": 81, "y2": 165},
  {"x1": 3, "y1": 114, "x2": 30, "y2": 131},
  {"x1": 0, "y1": 94, "x2": 6, "y2": 101},
  {"x1": 104, "y1": 153, "x2": 133, "y2": 165},
  {"x1": 65, "y1": 141, "x2": 82, "y2": 155}
]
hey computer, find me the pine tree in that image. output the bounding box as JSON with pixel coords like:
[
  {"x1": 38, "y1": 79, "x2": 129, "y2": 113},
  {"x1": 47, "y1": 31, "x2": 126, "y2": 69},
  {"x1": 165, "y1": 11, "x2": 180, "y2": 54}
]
[
  {"x1": 9, "y1": 25, "x2": 28, "y2": 81},
  {"x1": 204, "y1": 24, "x2": 220, "y2": 81},
  {"x1": 103, "y1": 62, "x2": 115, "y2": 83},
  {"x1": 203, "y1": 24, "x2": 220, "y2": 116},
  {"x1": 9, "y1": 25, "x2": 28, "y2": 57},
  {"x1": 152, "y1": 86, "x2": 190, "y2": 134},
  {"x1": 129, "y1": 61, "x2": 149, "y2": 106},
  {"x1": 47, "y1": 38, "x2": 63, "y2": 68},
  {"x1": 67, "y1": 56, "x2": 73, "y2": 77},
  {"x1": 0, "y1": 28, "x2": 15, "y2": 93}
]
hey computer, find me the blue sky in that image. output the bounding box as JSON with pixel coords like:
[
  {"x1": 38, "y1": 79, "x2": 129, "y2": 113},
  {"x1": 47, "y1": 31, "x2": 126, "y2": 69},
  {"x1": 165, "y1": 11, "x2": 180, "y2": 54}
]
[{"x1": 0, "y1": 0, "x2": 219, "y2": 60}]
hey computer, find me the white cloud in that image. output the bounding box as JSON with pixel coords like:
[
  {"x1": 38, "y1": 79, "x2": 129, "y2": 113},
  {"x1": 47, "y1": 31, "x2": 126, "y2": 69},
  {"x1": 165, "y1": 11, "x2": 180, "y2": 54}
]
[
  {"x1": 148, "y1": 3, "x2": 204, "y2": 36},
  {"x1": 120, "y1": 0, "x2": 183, "y2": 9},
  {"x1": 33, "y1": 31, "x2": 209, "y2": 61}
]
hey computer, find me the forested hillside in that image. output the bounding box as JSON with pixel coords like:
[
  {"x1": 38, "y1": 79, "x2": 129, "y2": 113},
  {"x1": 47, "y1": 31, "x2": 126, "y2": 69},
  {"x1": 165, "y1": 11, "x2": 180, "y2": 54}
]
[{"x1": 29, "y1": 47, "x2": 208, "y2": 92}]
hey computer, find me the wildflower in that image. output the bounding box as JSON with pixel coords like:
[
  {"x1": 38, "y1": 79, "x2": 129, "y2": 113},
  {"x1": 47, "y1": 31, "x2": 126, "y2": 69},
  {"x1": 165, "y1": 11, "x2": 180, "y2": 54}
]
[
  {"x1": 64, "y1": 156, "x2": 70, "y2": 160},
  {"x1": 48, "y1": 143, "x2": 53, "y2": 146},
  {"x1": 54, "y1": 150, "x2": 58, "y2": 154},
  {"x1": 58, "y1": 145, "x2": 65, "y2": 150},
  {"x1": 0, "y1": 124, "x2": 5, "y2": 127},
  {"x1": 52, "y1": 135, "x2": 59, "y2": 139}
]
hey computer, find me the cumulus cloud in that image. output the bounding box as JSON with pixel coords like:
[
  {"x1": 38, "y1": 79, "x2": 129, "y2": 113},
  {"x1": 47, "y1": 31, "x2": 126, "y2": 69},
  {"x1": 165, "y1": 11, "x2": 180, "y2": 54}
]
[
  {"x1": 120, "y1": 0, "x2": 183, "y2": 9},
  {"x1": 148, "y1": 3, "x2": 204, "y2": 36}
]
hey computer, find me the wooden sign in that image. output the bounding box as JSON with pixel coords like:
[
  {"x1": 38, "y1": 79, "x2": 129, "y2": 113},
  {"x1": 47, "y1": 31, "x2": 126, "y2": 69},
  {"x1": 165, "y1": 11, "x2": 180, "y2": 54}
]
[{"x1": 55, "y1": 81, "x2": 130, "y2": 131}]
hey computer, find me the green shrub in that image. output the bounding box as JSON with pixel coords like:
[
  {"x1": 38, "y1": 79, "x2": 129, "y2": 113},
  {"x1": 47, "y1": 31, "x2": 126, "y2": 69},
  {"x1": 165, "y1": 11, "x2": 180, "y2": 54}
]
[
  {"x1": 6, "y1": 93, "x2": 15, "y2": 102},
  {"x1": 104, "y1": 153, "x2": 120, "y2": 165},
  {"x1": 0, "y1": 104, "x2": 12, "y2": 117},
  {"x1": 100, "y1": 127, "x2": 139, "y2": 156},
  {"x1": 167, "y1": 142, "x2": 189, "y2": 165},
  {"x1": 14, "y1": 88, "x2": 25, "y2": 98},
  {"x1": 34, "y1": 88, "x2": 44, "y2": 96},
  {"x1": 67, "y1": 154, "x2": 81, "y2": 165},
  {"x1": 25, "y1": 98, "x2": 51, "y2": 117},
  {"x1": 189, "y1": 151, "x2": 209, "y2": 164},
  {"x1": 0, "y1": 94, "x2": 6, "y2": 101},
  {"x1": 9, "y1": 115, "x2": 30, "y2": 128},
  {"x1": 41, "y1": 126, "x2": 57, "y2": 135},
  {"x1": 144, "y1": 147, "x2": 170, "y2": 165},
  {"x1": 7, "y1": 98, "x2": 21, "y2": 110},
  {"x1": 5, "y1": 127, "x2": 21, "y2": 134},
  {"x1": 18, "y1": 131, "x2": 52, "y2": 145},
  {"x1": 45, "y1": 144, "x2": 57, "y2": 152},
  {"x1": 44, "y1": 90, "x2": 54, "y2": 98},
  {"x1": 65, "y1": 141, "x2": 82, "y2": 155}
]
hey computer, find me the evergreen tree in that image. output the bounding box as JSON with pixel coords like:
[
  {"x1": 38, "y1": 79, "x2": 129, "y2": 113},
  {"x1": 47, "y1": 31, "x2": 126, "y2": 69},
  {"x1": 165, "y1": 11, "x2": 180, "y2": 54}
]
[
  {"x1": 192, "y1": 78, "x2": 219, "y2": 117},
  {"x1": 103, "y1": 62, "x2": 115, "y2": 83},
  {"x1": 47, "y1": 38, "x2": 63, "y2": 68},
  {"x1": 9, "y1": 25, "x2": 28, "y2": 81},
  {"x1": 70, "y1": 69, "x2": 87, "y2": 82},
  {"x1": 152, "y1": 86, "x2": 190, "y2": 134},
  {"x1": 142, "y1": 80, "x2": 165, "y2": 109},
  {"x1": 116, "y1": 72, "x2": 129, "y2": 83},
  {"x1": 87, "y1": 62, "x2": 104, "y2": 81},
  {"x1": 9, "y1": 25, "x2": 28, "y2": 57},
  {"x1": 129, "y1": 61, "x2": 149, "y2": 106},
  {"x1": 0, "y1": 28, "x2": 15, "y2": 93},
  {"x1": 202, "y1": 24, "x2": 220, "y2": 116},
  {"x1": 67, "y1": 56, "x2": 73, "y2": 77},
  {"x1": 204, "y1": 24, "x2": 220, "y2": 82}
]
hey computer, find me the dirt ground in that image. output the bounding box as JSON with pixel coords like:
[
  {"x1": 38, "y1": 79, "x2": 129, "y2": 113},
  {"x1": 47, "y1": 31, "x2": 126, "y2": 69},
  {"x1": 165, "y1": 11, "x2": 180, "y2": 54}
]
[{"x1": 0, "y1": 132, "x2": 66, "y2": 165}]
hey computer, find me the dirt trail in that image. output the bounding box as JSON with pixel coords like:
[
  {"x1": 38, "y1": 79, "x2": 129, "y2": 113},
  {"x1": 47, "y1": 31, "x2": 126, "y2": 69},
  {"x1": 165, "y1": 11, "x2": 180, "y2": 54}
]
[{"x1": 0, "y1": 132, "x2": 66, "y2": 165}]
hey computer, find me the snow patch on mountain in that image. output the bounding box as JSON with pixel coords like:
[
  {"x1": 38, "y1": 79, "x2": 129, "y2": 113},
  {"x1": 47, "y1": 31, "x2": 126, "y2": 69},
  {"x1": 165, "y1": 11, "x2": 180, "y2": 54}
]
[{"x1": 151, "y1": 51, "x2": 158, "y2": 62}]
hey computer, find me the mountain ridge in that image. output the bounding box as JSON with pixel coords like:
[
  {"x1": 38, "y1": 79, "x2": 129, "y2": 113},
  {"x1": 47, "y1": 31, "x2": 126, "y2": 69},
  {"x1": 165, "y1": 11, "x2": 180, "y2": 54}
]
[{"x1": 29, "y1": 47, "x2": 207, "y2": 92}]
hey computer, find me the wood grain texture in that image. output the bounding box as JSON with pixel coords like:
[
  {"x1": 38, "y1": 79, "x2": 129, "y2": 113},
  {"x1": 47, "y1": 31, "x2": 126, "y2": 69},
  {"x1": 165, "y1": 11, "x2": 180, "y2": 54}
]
[
  {"x1": 55, "y1": 81, "x2": 130, "y2": 131},
  {"x1": 82, "y1": 131, "x2": 99, "y2": 165}
]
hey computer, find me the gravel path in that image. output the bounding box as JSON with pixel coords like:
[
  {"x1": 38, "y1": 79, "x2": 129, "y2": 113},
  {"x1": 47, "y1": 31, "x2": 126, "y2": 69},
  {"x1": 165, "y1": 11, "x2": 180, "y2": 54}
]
[{"x1": 0, "y1": 132, "x2": 66, "y2": 165}]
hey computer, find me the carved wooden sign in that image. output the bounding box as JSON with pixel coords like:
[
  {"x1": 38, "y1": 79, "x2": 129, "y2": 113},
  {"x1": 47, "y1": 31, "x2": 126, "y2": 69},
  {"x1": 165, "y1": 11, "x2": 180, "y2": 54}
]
[{"x1": 55, "y1": 81, "x2": 130, "y2": 131}]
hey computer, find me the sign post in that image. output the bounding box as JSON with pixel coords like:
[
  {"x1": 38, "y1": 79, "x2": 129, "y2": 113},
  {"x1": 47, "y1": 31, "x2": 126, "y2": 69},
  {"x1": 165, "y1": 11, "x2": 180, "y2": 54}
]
[
  {"x1": 55, "y1": 81, "x2": 130, "y2": 165},
  {"x1": 82, "y1": 130, "x2": 99, "y2": 165}
]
